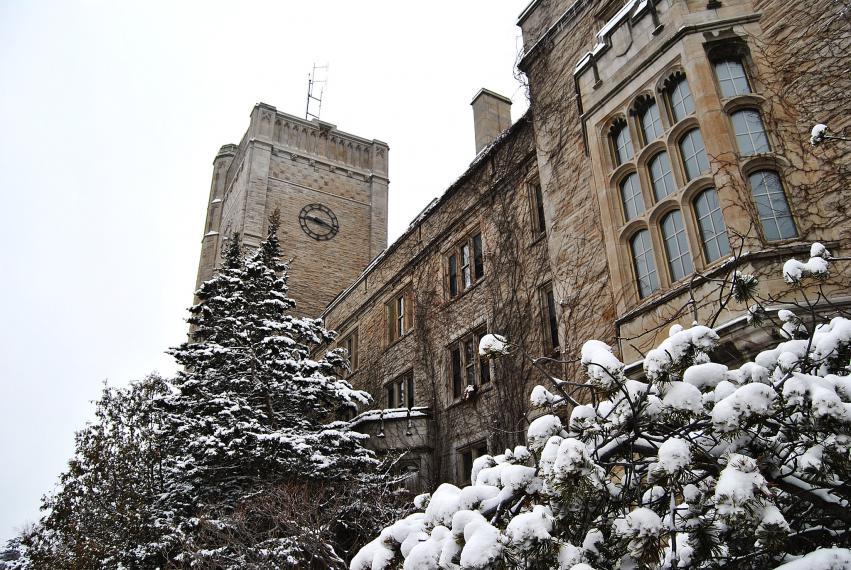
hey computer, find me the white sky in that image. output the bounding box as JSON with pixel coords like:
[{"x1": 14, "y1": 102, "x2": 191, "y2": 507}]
[{"x1": 0, "y1": 0, "x2": 531, "y2": 543}]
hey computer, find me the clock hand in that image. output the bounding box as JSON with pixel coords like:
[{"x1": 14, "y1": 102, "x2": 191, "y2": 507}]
[{"x1": 307, "y1": 215, "x2": 332, "y2": 228}]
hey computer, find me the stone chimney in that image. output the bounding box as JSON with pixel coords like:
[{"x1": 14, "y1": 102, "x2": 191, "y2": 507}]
[{"x1": 470, "y1": 88, "x2": 512, "y2": 154}]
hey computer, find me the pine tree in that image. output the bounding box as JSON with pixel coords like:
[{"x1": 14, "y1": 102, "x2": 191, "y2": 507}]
[{"x1": 152, "y1": 210, "x2": 379, "y2": 567}]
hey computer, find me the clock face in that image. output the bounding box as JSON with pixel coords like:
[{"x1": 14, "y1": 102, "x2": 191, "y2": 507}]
[{"x1": 298, "y1": 203, "x2": 339, "y2": 241}]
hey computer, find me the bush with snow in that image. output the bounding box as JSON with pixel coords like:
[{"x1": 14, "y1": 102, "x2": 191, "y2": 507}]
[{"x1": 352, "y1": 245, "x2": 851, "y2": 569}]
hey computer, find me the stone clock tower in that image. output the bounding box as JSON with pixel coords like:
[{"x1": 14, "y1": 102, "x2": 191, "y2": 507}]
[{"x1": 195, "y1": 103, "x2": 389, "y2": 317}]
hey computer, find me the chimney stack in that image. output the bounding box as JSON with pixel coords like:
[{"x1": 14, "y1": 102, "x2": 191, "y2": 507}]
[{"x1": 470, "y1": 88, "x2": 512, "y2": 154}]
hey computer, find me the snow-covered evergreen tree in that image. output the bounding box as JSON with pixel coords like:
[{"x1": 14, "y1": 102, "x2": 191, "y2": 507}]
[
  {"x1": 150, "y1": 211, "x2": 380, "y2": 566},
  {"x1": 17, "y1": 375, "x2": 168, "y2": 569},
  {"x1": 352, "y1": 245, "x2": 851, "y2": 570}
]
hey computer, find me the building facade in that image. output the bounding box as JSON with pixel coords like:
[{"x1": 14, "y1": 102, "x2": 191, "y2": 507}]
[{"x1": 195, "y1": 0, "x2": 850, "y2": 491}]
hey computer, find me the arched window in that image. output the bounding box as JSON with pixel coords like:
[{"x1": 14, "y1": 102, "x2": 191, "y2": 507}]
[
  {"x1": 612, "y1": 122, "x2": 634, "y2": 165},
  {"x1": 649, "y1": 152, "x2": 676, "y2": 201},
  {"x1": 620, "y1": 173, "x2": 645, "y2": 221},
  {"x1": 679, "y1": 129, "x2": 710, "y2": 181},
  {"x1": 693, "y1": 188, "x2": 730, "y2": 262},
  {"x1": 631, "y1": 230, "x2": 660, "y2": 298},
  {"x1": 731, "y1": 110, "x2": 770, "y2": 155},
  {"x1": 668, "y1": 76, "x2": 694, "y2": 122},
  {"x1": 661, "y1": 210, "x2": 693, "y2": 281},
  {"x1": 639, "y1": 99, "x2": 664, "y2": 143},
  {"x1": 748, "y1": 170, "x2": 797, "y2": 240},
  {"x1": 714, "y1": 59, "x2": 751, "y2": 98}
]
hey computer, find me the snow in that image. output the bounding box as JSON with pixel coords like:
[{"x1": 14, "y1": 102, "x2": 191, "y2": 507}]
[
  {"x1": 711, "y1": 383, "x2": 776, "y2": 432},
  {"x1": 774, "y1": 548, "x2": 851, "y2": 569},
  {"x1": 348, "y1": 407, "x2": 429, "y2": 428},
  {"x1": 551, "y1": 438, "x2": 595, "y2": 481},
  {"x1": 683, "y1": 362, "x2": 729, "y2": 391},
  {"x1": 478, "y1": 333, "x2": 509, "y2": 358},
  {"x1": 657, "y1": 437, "x2": 691, "y2": 474},
  {"x1": 661, "y1": 381, "x2": 704, "y2": 414},
  {"x1": 526, "y1": 414, "x2": 564, "y2": 451},
  {"x1": 783, "y1": 245, "x2": 830, "y2": 282},
  {"x1": 460, "y1": 517, "x2": 502, "y2": 568},
  {"x1": 504, "y1": 505, "x2": 553, "y2": 550},
  {"x1": 810, "y1": 123, "x2": 829, "y2": 145},
  {"x1": 644, "y1": 325, "x2": 719, "y2": 382},
  {"x1": 713, "y1": 454, "x2": 770, "y2": 519},
  {"x1": 612, "y1": 508, "x2": 664, "y2": 560},
  {"x1": 531, "y1": 384, "x2": 558, "y2": 406},
  {"x1": 581, "y1": 340, "x2": 624, "y2": 389},
  {"x1": 423, "y1": 483, "x2": 462, "y2": 527}
]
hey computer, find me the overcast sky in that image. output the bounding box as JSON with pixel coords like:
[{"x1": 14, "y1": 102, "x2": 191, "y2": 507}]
[{"x1": 0, "y1": 0, "x2": 531, "y2": 543}]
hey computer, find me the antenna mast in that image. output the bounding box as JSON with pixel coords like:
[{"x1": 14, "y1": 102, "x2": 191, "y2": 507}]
[{"x1": 305, "y1": 63, "x2": 328, "y2": 121}]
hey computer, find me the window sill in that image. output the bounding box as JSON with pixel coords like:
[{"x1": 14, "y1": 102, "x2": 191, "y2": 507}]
[
  {"x1": 446, "y1": 276, "x2": 486, "y2": 306},
  {"x1": 384, "y1": 331, "x2": 413, "y2": 352}
]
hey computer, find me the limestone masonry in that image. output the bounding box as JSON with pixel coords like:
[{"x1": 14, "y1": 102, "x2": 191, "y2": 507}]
[{"x1": 195, "y1": 0, "x2": 850, "y2": 492}]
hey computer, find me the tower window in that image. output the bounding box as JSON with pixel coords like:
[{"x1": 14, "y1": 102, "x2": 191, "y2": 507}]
[
  {"x1": 679, "y1": 129, "x2": 710, "y2": 181},
  {"x1": 620, "y1": 173, "x2": 645, "y2": 221},
  {"x1": 661, "y1": 210, "x2": 694, "y2": 282},
  {"x1": 714, "y1": 59, "x2": 751, "y2": 98},
  {"x1": 694, "y1": 188, "x2": 730, "y2": 263},
  {"x1": 731, "y1": 110, "x2": 770, "y2": 155},
  {"x1": 748, "y1": 171, "x2": 797, "y2": 241},
  {"x1": 531, "y1": 181, "x2": 547, "y2": 235},
  {"x1": 631, "y1": 229, "x2": 660, "y2": 298}
]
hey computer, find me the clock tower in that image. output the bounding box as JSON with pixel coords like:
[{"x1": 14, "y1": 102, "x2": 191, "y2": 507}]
[{"x1": 195, "y1": 103, "x2": 389, "y2": 318}]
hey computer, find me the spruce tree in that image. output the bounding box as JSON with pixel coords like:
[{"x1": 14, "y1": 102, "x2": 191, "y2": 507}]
[{"x1": 153, "y1": 211, "x2": 377, "y2": 566}]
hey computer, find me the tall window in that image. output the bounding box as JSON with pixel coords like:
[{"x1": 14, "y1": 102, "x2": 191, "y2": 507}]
[
  {"x1": 451, "y1": 327, "x2": 491, "y2": 399},
  {"x1": 714, "y1": 59, "x2": 751, "y2": 98},
  {"x1": 668, "y1": 77, "x2": 695, "y2": 122},
  {"x1": 694, "y1": 188, "x2": 731, "y2": 262},
  {"x1": 749, "y1": 171, "x2": 797, "y2": 241},
  {"x1": 386, "y1": 371, "x2": 414, "y2": 409},
  {"x1": 679, "y1": 129, "x2": 710, "y2": 181},
  {"x1": 631, "y1": 230, "x2": 660, "y2": 298},
  {"x1": 640, "y1": 99, "x2": 664, "y2": 143},
  {"x1": 531, "y1": 181, "x2": 547, "y2": 235},
  {"x1": 387, "y1": 289, "x2": 412, "y2": 344},
  {"x1": 448, "y1": 232, "x2": 485, "y2": 298},
  {"x1": 620, "y1": 173, "x2": 645, "y2": 220},
  {"x1": 649, "y1": 152, "x2": 676, "y2": 201},
  {"x1": 731, "y1": 110, "x2": 770, "y2": 155},
  {"x1": 541, "y1": 285, "x2": 560, "y2": 353},
  {"x1": 612, "y1": 122, "x2": 634, "y2": 165},
  {"x1": 340, "y1": 330, "x2": 359, "y2": 375},
  {"x1": 661, "y1": 210, "x2": 694, "y2": 281}
]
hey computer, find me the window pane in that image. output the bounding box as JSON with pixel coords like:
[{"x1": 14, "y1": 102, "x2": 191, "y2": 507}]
[
  {"x1": 397, "y1": 296, "x2": 405, "y2": 336},
  {"x1": 649, "y1": 152, "x2": 676, "y2": 201},
  {"x1": 714, "y1": 59, "x2": 751, "y2": 98},
  {"x1": 480, "y1": 358, "x2": 490, "y2": 384},
  {"x1": 620, "y1": 173, "x2": 645, "y2": 221},
  {"x1": 461, "y1": 244, "x2": 472, "y2": 288},
  {"x1": 452, "y1": 347, "x2": 462, "y2": 398},
  {"x1": 462, "y1": 451, "x2": 473, "y2": 483},
  {"x1": 731, "y1": 110, "x2": 770, "y2": 155},
  {"x1": 661, "y1": 210, "x2": 694, "y2": 281},
  {"x1": 546, "y1": 288, "x2": 559, "y2": 350},
  {"x1": 473, "y1": 234, "x2": 484, "y2": 280},
  {"x1": 694, "y1": 188, "x2": 731, "y2": 262},
  {"x1": 387, "y1": 385, "x2": 394, "y2": 408},
  {"x1": 679, "y1": 129, "x2": 710, "y2": 181},
  {"x1": 614, "y1": 124, "x2": 634, "y2": 164},
  {"x1": 670, "y1": 78, "x2": 694, "y2": 122},
  {"x1": 640, "y1": 101, "x2": 664, "y2": 142},
  {"x1": 407, "y1": 374, "x2": 415, "y2": 408},
  {"x1": 631, "y1": 230, "x2": 660, "y2": 298},
  {"x1": 533, "y1": 183, "x2": 546, "y2": 234},
  {"x1": 448, "y1": 254, "x2": 458, "y2": 297},
  {"x1": 464, "y1": 339, "x2": 475, "y2": 386},
  {"x1": 749, "y1": 171, "x2": 797, "y2": 240}
]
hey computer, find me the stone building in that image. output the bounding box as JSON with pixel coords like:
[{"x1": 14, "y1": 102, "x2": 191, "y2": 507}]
[{"x1": 195, "y1": 0, "x2": 850, "y2": 491}]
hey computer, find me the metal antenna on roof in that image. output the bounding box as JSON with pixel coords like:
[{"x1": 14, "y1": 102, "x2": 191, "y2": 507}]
[{"x1": 305, "y1": 63, "x2": 329, "y2": 121}]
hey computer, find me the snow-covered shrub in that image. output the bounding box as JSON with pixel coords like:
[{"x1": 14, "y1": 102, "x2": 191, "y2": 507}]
[{"x1": 352, "y1": 245, "x2": 851, "y2": 569}]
